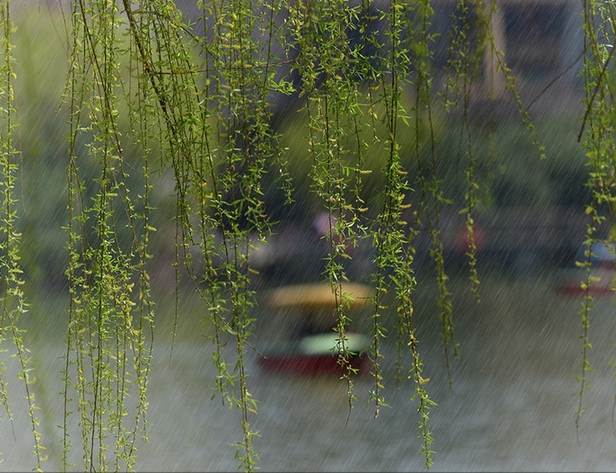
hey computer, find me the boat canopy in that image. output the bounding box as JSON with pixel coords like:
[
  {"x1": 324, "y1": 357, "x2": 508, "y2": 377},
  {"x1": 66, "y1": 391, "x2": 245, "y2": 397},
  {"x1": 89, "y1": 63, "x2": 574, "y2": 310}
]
[{"x1": 267, "y1": 282, "x2": 373, "y2": 311}]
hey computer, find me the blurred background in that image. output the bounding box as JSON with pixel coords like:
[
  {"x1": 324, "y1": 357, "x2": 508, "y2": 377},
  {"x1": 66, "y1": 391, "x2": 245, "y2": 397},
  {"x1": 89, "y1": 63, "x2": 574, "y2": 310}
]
[{"x1": 5, "y1": 1, "x2": 616, "y2": 471}]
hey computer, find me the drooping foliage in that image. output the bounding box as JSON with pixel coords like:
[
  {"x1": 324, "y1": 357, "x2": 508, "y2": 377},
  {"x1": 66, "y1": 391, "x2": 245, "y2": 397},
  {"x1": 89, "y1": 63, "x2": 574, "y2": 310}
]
[
  {"x1": 0, "y1": 0, "x2": 611, "y2": 471},
  {"x1": 574, "y1": 0, "x2": 616, "y2": 440}
]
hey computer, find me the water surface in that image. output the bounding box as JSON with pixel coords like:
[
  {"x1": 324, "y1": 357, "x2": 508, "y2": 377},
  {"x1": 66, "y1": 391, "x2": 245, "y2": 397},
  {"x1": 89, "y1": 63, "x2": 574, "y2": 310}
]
[{"x1": 4, "y1": 272, "x2": 616, "y2": 471}]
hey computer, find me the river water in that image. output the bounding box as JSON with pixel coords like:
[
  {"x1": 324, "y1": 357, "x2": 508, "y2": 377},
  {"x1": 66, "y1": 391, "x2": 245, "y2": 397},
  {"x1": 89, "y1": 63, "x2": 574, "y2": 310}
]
[{"x1": 4, "y1": 271, "x2": 616, "y2": 471}]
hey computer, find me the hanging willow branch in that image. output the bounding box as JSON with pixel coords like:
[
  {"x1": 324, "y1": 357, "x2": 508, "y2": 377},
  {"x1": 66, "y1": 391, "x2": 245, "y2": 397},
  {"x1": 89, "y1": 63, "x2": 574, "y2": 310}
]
[
  {"x1": 0, "y1": 0, "x2": 45, "y2": 470},
  {"x1": 63, "y1": 0, "x2": 155, "y2": 469},
  {"x1": 573, "y1": 0, "x2": 616, "y2": 439},
  {"x1": 58, "y1": 0, "x2": 547, "y2": 470},
  {"x1": 0, "y1": 0, "x2": 582, "y2": 471}
]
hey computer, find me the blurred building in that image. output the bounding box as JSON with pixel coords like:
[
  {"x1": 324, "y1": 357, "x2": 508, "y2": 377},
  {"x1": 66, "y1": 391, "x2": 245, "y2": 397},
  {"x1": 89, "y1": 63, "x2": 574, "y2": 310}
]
[
  {"x1": 430, "y1": 0, "x2": 583, "y2": 119},
  {"x1": 173, "y1": 0, "x2": 584, "y2": 118}
]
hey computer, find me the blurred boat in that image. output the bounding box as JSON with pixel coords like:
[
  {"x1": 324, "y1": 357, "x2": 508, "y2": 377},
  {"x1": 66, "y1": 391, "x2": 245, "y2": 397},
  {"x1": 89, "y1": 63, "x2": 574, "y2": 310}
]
[
  {"x1": 258, "y1": 283, "x2": 373, "y2": 375},
  {"x1": 556, "y1": 268, "x2": 615, "y2": 296},
  {"x1": 556, "y1": 241, "x2": 616, "y2": 296}
]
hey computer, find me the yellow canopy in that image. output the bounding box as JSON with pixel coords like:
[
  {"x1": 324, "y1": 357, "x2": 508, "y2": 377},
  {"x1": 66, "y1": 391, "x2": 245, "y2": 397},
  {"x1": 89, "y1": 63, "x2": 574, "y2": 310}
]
[{"x1": 267, "y1": 282, "x2": 373, "y2": 311}]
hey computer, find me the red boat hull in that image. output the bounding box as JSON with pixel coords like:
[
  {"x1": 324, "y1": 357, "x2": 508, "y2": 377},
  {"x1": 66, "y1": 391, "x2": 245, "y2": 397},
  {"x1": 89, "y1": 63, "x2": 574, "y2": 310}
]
[
  {"x1": 557, "y1": 282, "x2": 614, "y2": 296},
  {"x1": 259, "y1": 352, "x2": 370, "y2": 375},
  {"x1": 556, "y1": 268, "x2": 616, "y2": 297}
]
